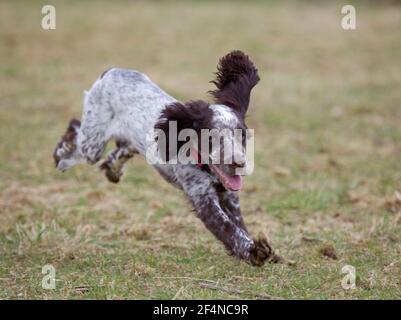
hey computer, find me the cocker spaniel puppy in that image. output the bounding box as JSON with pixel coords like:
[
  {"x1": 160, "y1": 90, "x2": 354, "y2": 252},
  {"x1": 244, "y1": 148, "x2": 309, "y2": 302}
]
[{"x1": 54, "y1": 51, "x2": 277, "y2": 266}]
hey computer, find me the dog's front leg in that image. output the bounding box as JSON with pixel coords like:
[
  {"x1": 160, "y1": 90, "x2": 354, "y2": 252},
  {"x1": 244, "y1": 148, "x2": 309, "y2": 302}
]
[
  {"x1": 215, "y1": 186, "x2": 248, "y2": 231},
  {"x1": 193, "y1": 191, "x2": 253, "y2": 261},
  {"x1": 176, "y1": 167, "x2": 272, "y2": 265}
]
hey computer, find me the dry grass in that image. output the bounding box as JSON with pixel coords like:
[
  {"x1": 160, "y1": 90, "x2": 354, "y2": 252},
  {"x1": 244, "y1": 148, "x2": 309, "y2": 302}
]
[{"x1": 1, "y1": 0, "x2": 401, "y2": 299}]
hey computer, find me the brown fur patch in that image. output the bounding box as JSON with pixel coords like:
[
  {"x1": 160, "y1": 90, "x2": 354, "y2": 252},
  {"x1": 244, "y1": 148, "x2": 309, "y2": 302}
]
[
  {"x1": 53, "y1": 118, "x2": 81, "y2": 166},
  {"x1": 154, "y1": 100, "x2": 213, "y2": 161},
  {"x1": 209, "y1": 50, "x2": 260, "y2": 114}
]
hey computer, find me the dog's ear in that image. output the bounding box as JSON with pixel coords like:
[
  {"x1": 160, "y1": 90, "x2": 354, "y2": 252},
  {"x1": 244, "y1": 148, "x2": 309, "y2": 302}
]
[
  {"x1": 154, "y1": 100, "x2": 212, "y2": 161},
  {"x1": 209, "y1": 50, "x2": 260, "y2": 115}
]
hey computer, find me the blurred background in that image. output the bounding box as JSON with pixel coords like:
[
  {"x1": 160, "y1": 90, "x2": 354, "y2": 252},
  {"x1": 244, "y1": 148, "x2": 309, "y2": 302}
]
[{"x1": 0, "y1": 0, "x2": 400, "y2": 299}]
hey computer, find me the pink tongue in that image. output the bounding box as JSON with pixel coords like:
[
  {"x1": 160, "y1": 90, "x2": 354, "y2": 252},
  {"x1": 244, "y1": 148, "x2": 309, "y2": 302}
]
[{"x1": 225, "y1": 175, "x2": 243, "y2": 191}]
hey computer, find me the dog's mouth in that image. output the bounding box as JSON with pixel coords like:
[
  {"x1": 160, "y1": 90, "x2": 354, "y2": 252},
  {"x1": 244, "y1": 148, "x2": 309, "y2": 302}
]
[
  {"x1": 191, "y1": 148, "x2": 243, "y2": 191},
  {"x1": 209, "y1": 164, "x2": 243, "y2": 191}
]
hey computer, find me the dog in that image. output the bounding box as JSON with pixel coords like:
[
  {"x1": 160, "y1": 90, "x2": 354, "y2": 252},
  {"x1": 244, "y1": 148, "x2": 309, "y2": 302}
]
[{"x1": 53, "y1": 51, "x2": 275, "y2": 266}]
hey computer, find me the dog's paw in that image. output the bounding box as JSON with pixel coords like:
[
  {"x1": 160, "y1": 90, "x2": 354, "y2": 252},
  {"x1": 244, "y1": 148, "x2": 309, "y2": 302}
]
[
  {"x1": 100, "y1": 161, "x2": 122, "y2": 183},
  {"x1": 249, "y1": 236, "x2": 273, "y2": 267},
  {"x1": 54, "y1": 142, "x2": 81, "y2": 172},
  {"x1": 56, "y1": 158, "x2": 76, "y2": 172},
  {"x1": 248, "y1": 236, "x2": 295, "y2": 267},
  {"x1": 53, "y1": 119, "x2": 80, "y2": 170}
]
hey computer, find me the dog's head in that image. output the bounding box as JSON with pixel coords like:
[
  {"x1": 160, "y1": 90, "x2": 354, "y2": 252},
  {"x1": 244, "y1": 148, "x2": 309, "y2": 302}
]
[{"x1": 155, "y1": 50, "x2": 260, "y2": 191}]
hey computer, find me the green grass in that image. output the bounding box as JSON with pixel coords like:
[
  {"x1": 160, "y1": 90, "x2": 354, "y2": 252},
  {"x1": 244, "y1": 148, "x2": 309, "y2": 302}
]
[{"x1": 1, "y1": 0, "x2": 401, "y2": 299}]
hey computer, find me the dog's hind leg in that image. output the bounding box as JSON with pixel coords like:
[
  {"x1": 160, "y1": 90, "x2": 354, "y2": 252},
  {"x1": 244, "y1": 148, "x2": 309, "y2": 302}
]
[
  {"x1": 100, "y1": 141, "x2": 137, "y2": 183},
  {"x1": 54, "y1": 82, "x2": 115, "y2": 171},
  {"x1": 76, "y1": 89, "x2": 113, "y2": 166},
  {"x1": 53, "y1": 119, "x2": 83, "y2": 171}
]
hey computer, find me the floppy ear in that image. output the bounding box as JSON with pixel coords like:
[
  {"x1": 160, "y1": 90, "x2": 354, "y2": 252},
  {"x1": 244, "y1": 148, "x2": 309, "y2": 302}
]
[
  {"x1": 209, "y1": 50, "x2": 260, "y2": 114},
  {"x1": 154, "y1": 100, "x2": 212, "y2": 161}
]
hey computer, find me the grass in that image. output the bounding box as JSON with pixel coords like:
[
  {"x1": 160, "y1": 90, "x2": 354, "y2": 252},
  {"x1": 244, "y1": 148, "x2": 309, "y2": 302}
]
[{"x1": 1, "y1": 0, "x2": 401, "y2": 299}]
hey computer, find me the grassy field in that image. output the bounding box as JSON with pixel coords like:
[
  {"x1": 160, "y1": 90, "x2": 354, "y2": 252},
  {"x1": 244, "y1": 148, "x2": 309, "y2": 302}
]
[{"x1": 1, "y1": 0, "x2": 401, "y2": 299}]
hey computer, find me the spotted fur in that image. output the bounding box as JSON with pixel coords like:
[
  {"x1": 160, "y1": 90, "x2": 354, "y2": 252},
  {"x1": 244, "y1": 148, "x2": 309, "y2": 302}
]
[{"x1": 53, "y1": 51, "x2": 273, "y2": 266}]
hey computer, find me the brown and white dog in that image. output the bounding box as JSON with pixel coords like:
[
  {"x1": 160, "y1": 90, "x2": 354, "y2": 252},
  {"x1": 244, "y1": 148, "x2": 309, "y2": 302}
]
[{"x1": 54, "y1": 51, "x2": 276, "y2": 266}]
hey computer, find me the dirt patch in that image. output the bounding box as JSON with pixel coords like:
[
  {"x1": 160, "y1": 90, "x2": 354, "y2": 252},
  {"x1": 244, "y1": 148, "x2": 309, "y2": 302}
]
[{"x1": 319, "y1": 244, "x2": 338, "y2": 260}]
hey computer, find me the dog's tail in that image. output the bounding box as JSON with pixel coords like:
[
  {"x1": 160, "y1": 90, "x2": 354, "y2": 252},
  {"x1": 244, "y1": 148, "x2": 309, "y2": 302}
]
[{"x1": 209, "y1": 50, "x2": 260, "y2": 114}]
